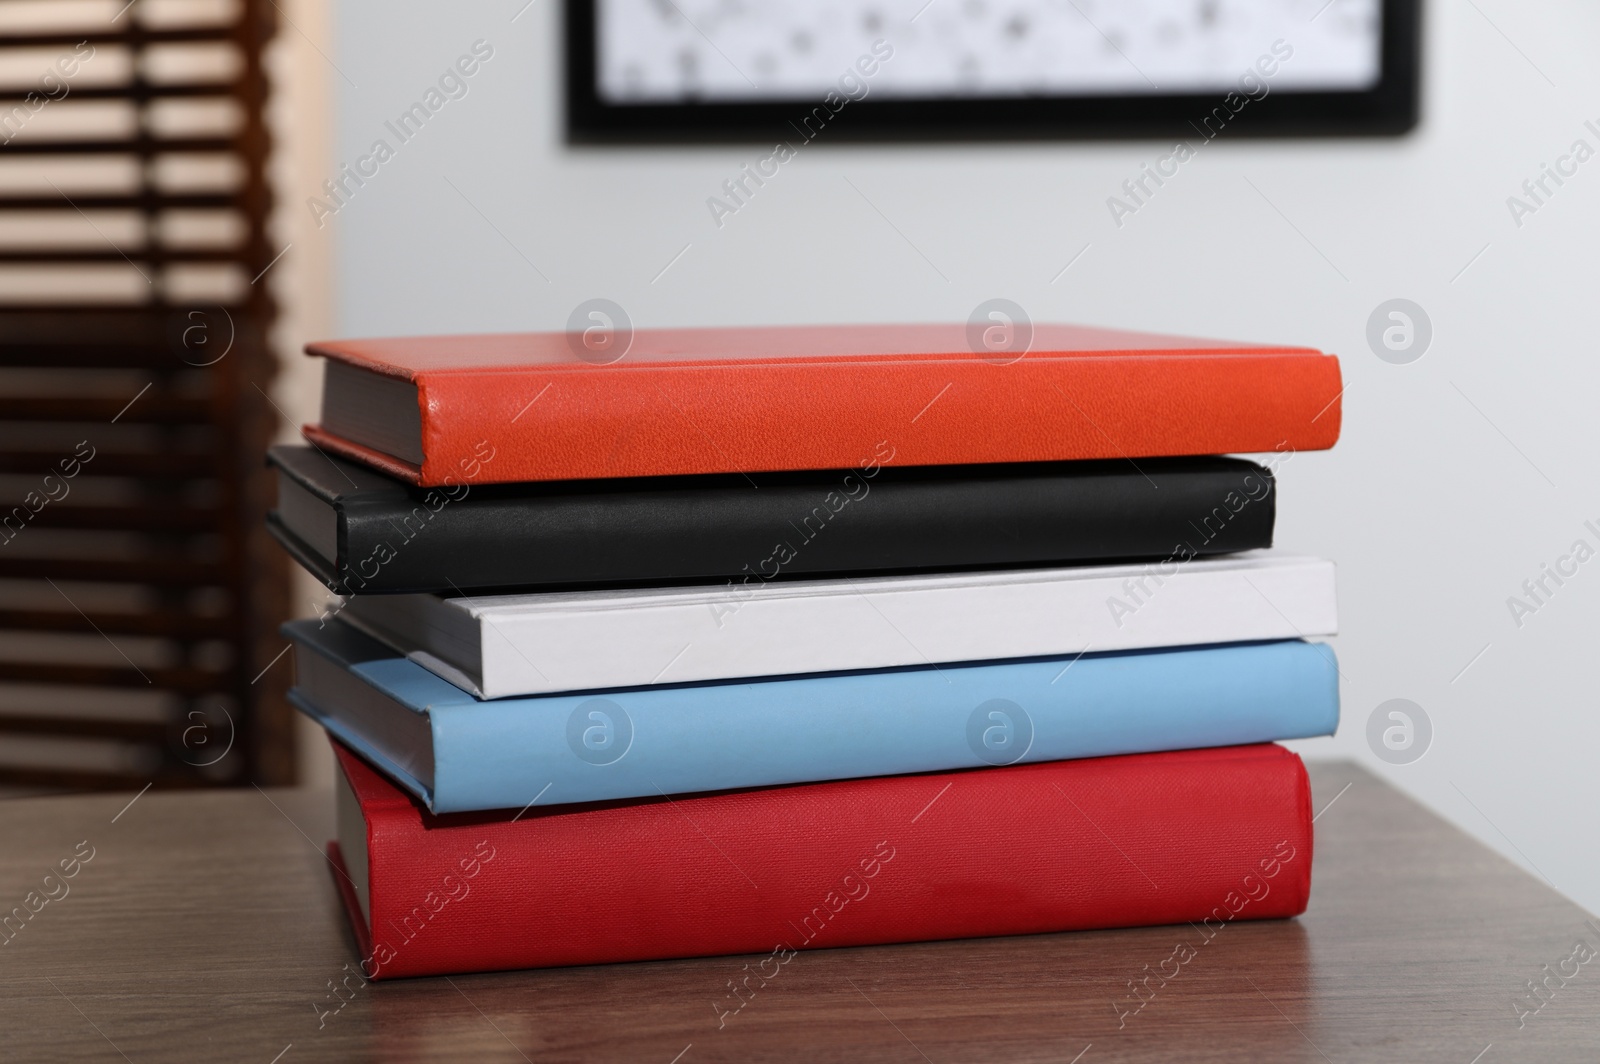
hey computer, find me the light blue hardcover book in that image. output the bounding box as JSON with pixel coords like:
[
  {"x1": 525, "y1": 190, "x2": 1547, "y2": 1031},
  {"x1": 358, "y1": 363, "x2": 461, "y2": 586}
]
[{"x1": 285, "y1": 619, "x2": 1339, "y2": 814}]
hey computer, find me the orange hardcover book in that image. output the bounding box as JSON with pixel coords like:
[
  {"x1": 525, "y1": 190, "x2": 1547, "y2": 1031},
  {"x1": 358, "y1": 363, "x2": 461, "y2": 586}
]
[{"x1": 303, "y1": 323, "x2": 1342, "y2": 486}]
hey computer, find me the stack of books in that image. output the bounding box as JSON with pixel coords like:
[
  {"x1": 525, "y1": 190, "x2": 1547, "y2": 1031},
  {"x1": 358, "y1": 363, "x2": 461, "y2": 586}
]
[{"x1": 270, "y1": 323, "x2": 1343, "y2": 981}]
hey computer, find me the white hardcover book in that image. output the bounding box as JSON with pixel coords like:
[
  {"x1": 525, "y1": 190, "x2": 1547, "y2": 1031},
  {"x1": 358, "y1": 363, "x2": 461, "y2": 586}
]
[{"x1": 340, "y1": 550, "x2": 1337, "y2": 699}]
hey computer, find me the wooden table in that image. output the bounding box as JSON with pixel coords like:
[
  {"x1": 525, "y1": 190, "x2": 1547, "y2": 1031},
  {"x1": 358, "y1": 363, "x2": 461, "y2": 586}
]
[{"x1": 1, "y1": 763, "x2": 1594, "y2": 1063}]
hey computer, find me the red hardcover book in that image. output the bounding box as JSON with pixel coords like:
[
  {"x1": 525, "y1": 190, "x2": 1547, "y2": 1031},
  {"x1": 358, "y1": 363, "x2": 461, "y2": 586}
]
[
  {"x1": 327, "y1": 740, "x2": 1314, "y2": 980},
  {"x1": 302, "y1": 323, "x2": 1342, "y2": 486}
]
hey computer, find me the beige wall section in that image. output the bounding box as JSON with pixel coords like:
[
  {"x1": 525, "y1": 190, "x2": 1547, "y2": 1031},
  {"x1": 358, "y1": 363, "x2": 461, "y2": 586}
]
[{"x1": 263, "y1": 0, "x2": 336, "y2": 789}]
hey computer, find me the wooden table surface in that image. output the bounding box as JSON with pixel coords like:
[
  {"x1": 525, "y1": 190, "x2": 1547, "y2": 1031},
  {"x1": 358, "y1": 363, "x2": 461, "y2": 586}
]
[{"x1": 0, "y1": 762, "x2": 1594, "y2": 1063}]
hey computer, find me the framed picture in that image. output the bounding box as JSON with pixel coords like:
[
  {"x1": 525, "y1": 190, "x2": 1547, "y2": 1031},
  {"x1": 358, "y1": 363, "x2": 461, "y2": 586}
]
[{"x1": 567, "y1": 0, "x2": 1420, "y2": 143}]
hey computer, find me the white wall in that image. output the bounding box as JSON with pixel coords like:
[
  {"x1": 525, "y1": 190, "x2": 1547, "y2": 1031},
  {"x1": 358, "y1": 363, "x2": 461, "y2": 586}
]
[{"x1": 309, "y1": 2, "x2": 1600, "y2": 913}]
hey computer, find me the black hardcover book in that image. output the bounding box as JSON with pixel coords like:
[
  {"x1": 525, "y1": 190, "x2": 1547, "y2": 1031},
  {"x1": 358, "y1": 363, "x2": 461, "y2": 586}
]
[{"x1": 267, "y1": 445, "x2": 1275, "y2": 596}]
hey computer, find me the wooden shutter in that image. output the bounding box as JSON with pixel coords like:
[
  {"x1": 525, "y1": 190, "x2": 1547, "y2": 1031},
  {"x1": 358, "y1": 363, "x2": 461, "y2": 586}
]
[{"x1": 0, "y1": 0, "x2": 294, "y2": 789}]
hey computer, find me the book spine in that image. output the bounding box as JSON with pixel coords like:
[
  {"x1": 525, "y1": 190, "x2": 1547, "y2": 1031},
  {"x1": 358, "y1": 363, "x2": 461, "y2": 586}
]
[
  {"x1": 332, "y1": 460, "x2": 1274, "y2": 595},
  {"x1": 418, "y1": 640, "x2": 1337, "y2": 812},
  {"x1": 356, "y1": 744, "x2": 1313, "y2": 978},
  {"x1": 465, "y1": 556, "x2": 1338, "y2": 698},
  {"x1": 398, "y1": 353, "x2": 1341, "y2": 485}
]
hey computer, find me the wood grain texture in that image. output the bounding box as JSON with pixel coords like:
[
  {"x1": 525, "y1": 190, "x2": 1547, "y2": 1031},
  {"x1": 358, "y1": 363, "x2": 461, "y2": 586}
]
[{"x1": 0, "y1": 762, "x2": 1594, "y2": 1063}]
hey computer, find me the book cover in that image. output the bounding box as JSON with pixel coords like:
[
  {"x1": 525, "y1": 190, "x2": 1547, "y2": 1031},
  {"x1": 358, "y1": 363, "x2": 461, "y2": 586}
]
[
  {"x1": 340, "y1": 550, "x2": 1338, "y2": 699},
  {"x1": 289, "y1": 618, "x2": 1339, "y2": 813},
  {"x1": 329, "y1": 740, "x2": 1315, "y2": 979},
  {"x1": 268, "y1": 445, "x2": 1276, "y2": 595},
  {"x1": 302, "y1": 323, "x2": 1342, "y2": 486}
]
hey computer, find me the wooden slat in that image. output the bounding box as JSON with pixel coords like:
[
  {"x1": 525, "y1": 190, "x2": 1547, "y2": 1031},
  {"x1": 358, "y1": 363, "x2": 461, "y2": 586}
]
[
  {"x1": 0, "y1": 396, "x2": 211, "y2": 423},
  {"x1": 0, "y1": 765, "x2": 207, "y2": 791},
  {"x1": 0, "y1": 714, "x2": 166, "y2": 741},
  {"x1": 0, "y1": 556, "x2": 225, "y2": 584},
  {"x1": 0, "y1": 248, "x2": 243, "y2": 264},
  {"x1": 0, "y1": 26, "x2": 242, "y2": 47},
  {"x1": 0, "y1": 346, "x2": 246, "y2": 370},
  {"x1": 20, "y1": 505, "x2": 222, "y2": 532},
  {"x1": 0, "y1": 660, "x2": 232, "y2": 695},
  {"x1": 0, "y1": 450, "x2": 215, "y2": 477},
  {"x1": 0, "y1": 193, "x2": 239, "y2": 211},
  {"x1": 0, "y1": 136, "x2": 237, "y2": 155},
  {"x1": 0, "y1": 82, "x2": 239, "y2": 103},
  {"x1": 0, "y1": 304, "x2": 246, "y2": 319},
  {"x1": 0, "y1": 608, "x2": 230, "y2": 639}
]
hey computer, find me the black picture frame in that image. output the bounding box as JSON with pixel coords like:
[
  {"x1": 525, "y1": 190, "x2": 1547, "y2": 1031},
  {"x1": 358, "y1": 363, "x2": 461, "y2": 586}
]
[{"x1": 566, "y1": 0, "x2": 1420, "y2": 144}]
